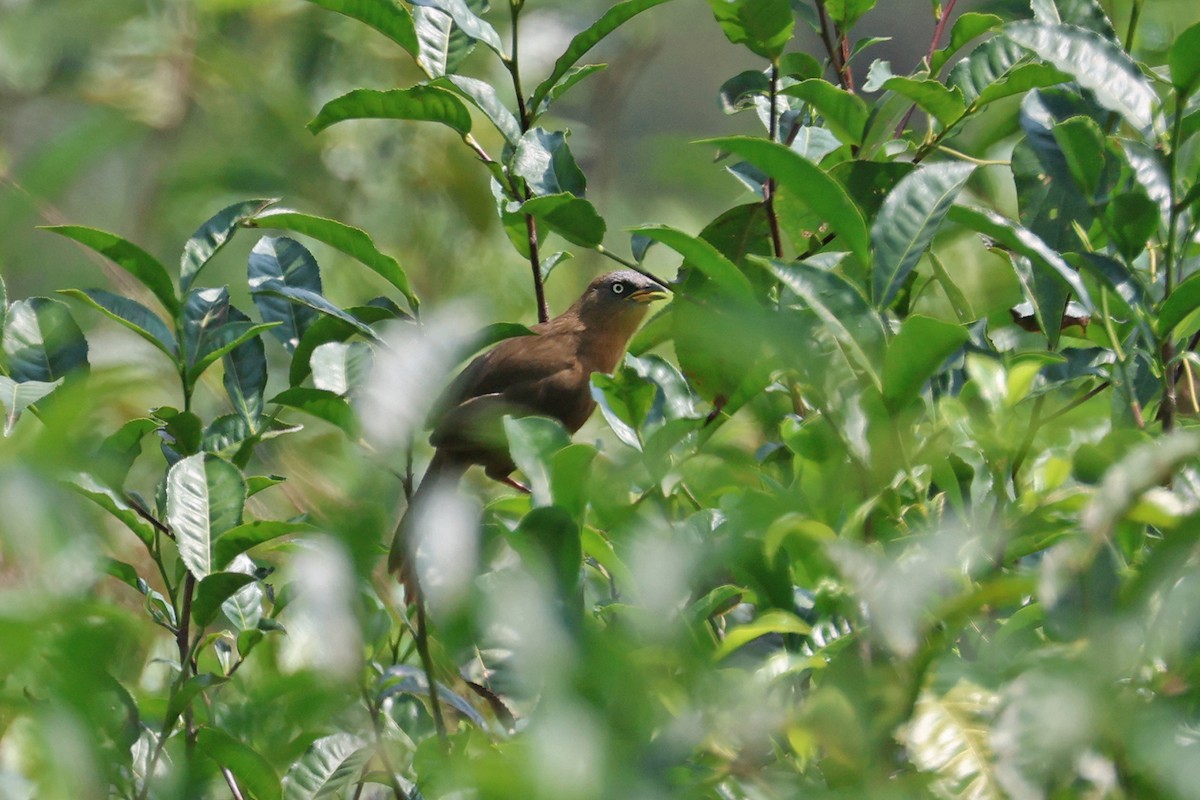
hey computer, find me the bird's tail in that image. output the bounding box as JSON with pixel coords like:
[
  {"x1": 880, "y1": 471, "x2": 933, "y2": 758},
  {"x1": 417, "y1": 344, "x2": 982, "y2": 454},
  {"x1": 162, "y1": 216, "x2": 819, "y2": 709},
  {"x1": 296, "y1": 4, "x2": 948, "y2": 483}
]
[{"x1": 388, "y1": 450, "x2": 468, "y2": 604}]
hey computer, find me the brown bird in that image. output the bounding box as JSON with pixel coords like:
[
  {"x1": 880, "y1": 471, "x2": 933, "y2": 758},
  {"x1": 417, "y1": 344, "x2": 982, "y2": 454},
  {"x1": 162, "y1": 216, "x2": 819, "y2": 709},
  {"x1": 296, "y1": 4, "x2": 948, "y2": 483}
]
[{"x1": 388, "y1": 270, "x2": 669, "y2": 589}]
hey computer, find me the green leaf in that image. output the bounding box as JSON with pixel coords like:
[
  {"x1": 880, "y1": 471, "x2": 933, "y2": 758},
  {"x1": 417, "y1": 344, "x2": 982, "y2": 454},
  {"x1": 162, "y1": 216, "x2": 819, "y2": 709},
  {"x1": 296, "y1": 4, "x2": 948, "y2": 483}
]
[
  {"x1": 58, "y1": 288, "x2": 177, "y2": 360},
  {"x1": 871, "y1": 162, "x2": 975, "y2": 309},
  {"x1": 511, "y1": 128, "x2": 587, "y2": 197},
  {"x1": 282, "y1": 733, "x2": 370, "y2": 800},
  {"x1": 974, "y1": 62, "x2": 1071, "y2": 107},
  {"x1": 503, "y1": 415, "x2": 571, "y2": 507},
  {"x1": 301, "y1": 0, "x2": 417, "y2": 58},
  {"x1": 528, "y1": 0, "x2": 673, "y2": 118},
  {"x1": 436, "y1": 75, "x2": 521, "y2": 144},
  {"x1": 823, "y1": 0, "x2": 876, "y2": 29},
  {"x1": 191, "y1": 320, "x2": 280, "y2": 384},
  {"x1": 1157, "y1": 272, "x2": 1200, "y2": 336},
  {"x1": 254, "y1": 285, "x2": 382, "y2": 345},
  {"x1": 949, "y1": 205, "x2": 1094, "y2": 312},
  {"x1": 905, "y1": 680, "x2": 1002, "y2": 800},
  {"x1": 714, "y1": 609, "x2": 811, "y2": 660},
  {"x1": 883, "y1": 77, "x2": 965, "y2": 128},
  {"x1": 2, "y1": 297, "x2": 89, "y2": 383},
  {"x1": 409, "y1": 0, "x2": 504, "y2": 56},
  {"x1": 412, "y1": 4, "x2": 456, "y2": 77},
  {"x1": 1005, "y1": 21, "x2": 1159, "y2": 132},
  {"x1": 720, "y1": 70, "x2": 771, "y2": 115},
  {"x1": 1104, "y1": 192, "x2": 1159, "y2": 263},
  {"x1": 165, "y1": 673, "x2": 228, "y2": 733},
  {"x1": 1, "y1": 375, "x2": 62, "y2": 436},
  {"x1": 930, "y1": 12, "x2": 1003, "y2": 74},
  {"x1": 707, "y1": 0, "x2": 793, "y2": 60},
  {"x1": 196, "y1": 727, "x2": 282, "y2": 800},
  {"x1": 182, "y1": 286, "x2": 230, "y2": 369},
  {"x1": 510, "y1": 505, "x2": 581, "y2": 595},
  {"x1": 518, "y1": 193, "x2": 606, "y2": 248},
  {"x1": 307, "y1": 86, "x2": 472, "y2": 136},
  {"x1": 167, "y1": 454, "x2": 246, "y2": 579},
  {"x1": 782, "y1": 79, "x2": 869, "y2": 146},
  {"x1": 1170, "y1": 21, "x2": 1200, "y2": 97},
  {"x1": 271, "y1": 387, "x2": 359, "y2": 437},
  {"x1": 949, "y1": 35, "x2": 1032, "y2": 104},
  {"x1": 310, "y1": 341, "x2": 372, "y2": 395},
  {"x1": 1033, "y1": 0, "x2": 1119, "y2": 43},
  {"x1": 1050, "y1": 114, "x2": 1106, "y2": 197},
  {"x1": 591, "y1": 372, "x2": 652, "y2": 450},
  {"x1": 248, "y1": 236, "x2": 322, "y2": 350},
  {"x1": 882, "y1": 315, "x2": 969, "y2": 412},
  {"x1": 533, "y1": 64, "x2": 608, "y2": 117},
  {"x1": 40, "y1": 225, "x2": 179, "y2": 316},
  {"x1": 70, "y1": 473, "x2": 156, "y2": 547},
  {"x1": 213, "y1": 520, "x2": 320, "y2": 570},
  {"x1": 703, "y1": 136, "x2": 871, "y2": 265},
  {"x1": 219, "y1": 554, "x2": 264, "y2": 632},
  {"x1": 629, "y1": 224, "x2": 756, "y2": 305},
  {"x1": 289, "y1": 302, "x2": 403, "y2": 386},
  {"x1": 180, "y1": 199, "x2": 276, "y2": 292},
  {"x1": 222, "y1": 306, "x2": 268, "y2": 428},
  {"x1": 192, "y1": 571, "x2": 257, "y2": 627},
  {"x1": 247, "y1": 208, "x2": 417, "y2": 311},
  {"x1": 765, "y1": 258, "x2": 886, "y2": 389}
]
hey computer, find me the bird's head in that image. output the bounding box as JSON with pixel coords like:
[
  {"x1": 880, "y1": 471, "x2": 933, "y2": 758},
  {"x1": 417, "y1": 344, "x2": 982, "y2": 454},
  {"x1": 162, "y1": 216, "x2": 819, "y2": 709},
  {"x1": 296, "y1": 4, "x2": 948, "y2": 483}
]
[{"x1": 574, "y1": 270, "x2": 670, "y2": 324}]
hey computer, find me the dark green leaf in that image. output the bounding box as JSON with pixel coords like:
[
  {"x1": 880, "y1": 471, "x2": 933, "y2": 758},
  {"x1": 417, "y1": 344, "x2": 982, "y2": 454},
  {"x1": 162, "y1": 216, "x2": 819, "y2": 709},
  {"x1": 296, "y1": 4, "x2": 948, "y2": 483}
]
[
  {"x1": 974, "y1": 62, "x2": 1071, "y2": 107},
  {"x1": 1104, "y1": 192, "x2": 1158, "y2": 263},
  {"x1": 703, "y1": 136, "x2": 871, "y2": 265},
  {"x1": 882, "y1": 315, "x2": 969, "y2": 411},
  {"x1": 167, "y1": 453, "x2": 246, "y2": 579},
  {"x1": 102, "y1": 558, "x2": 141, "y2": 590},
  {"x1": 409, "y1": 0, "x2": 504, "y2": 56},
  {"x1": 248, "y1": 236, "x2": 322, "y2": 350},
  {"x1": 871, "y1": 162, "x2": 974, "y2": 309},
  {"x1": 58, "y1": 288, "x2": 177, "y2": 359},
  {"x1": 307, "y1": 86, "x2": 472, "y2": 136},
  {"x1": 436, "y1": 75, "x2": 521, "y2": 144},
  {"x1": 1005, "y1": 21, "x2": 1159, "y2": 132},
  {"x1": 533, "y1": 64, "x2": 608, "y2": 117},
  {"x1": 528, "y1": 0, "x2": 673, "y2": 118},
  {"x1": 949, "y1": 35, "x2": 1031, "y2": 104},
  {"x1": 720, "y1": 70, "x2": 771, "y2": 115},
  {"x1": 180, "y1": 199, "x2": 276, "y2": 292},
  {"x1": 222, "y1": 307, "x2": 268, "y2": 429},
  {"x1": 512, "y1": 128, "x2": 587, "y2": 197},
  {"x1": 1157, "y1": 272, "x2": 1200, "y2": 336},
  {"x1": 196, "y1": 727, "x2": 282, "y2": 800},
  {"x1": 247, "y1": 209, "x2": 417, "y2": 311},
  {"x1": 40, "y1": 225, "x2": 179, "y2": 316},
  {"x1": 182, "y1": 286, "x2": 230, "y2": 369},
  {"x1": 270, "y1": 387, "x2": 359, "y2": 437},
  {"x1": 254, "y1": 285, "x2": 382, "y2": 345},
  {"x1": 765, "y1": 258, "x2": 885, "y2": 387},
  {"x1": 782, "y1": 80, "x2": 869, "y2": 145},
  {"x1": 1050, "y1": 115, "x2": 1106, "y2": 197},
  {"x1": 192, "y1": 572, "x2": 257, "y2": 627},
  {"x1": 2, "y1": 297, "x2": 89, "y2": 382},
  {"x1": 191, "y1": 320, "x2": 280, "y2": 383},
  {"x1": 302, "y1": 0, "x2": 418, "y2": 57},
  {"x1": 97, "y1": 418, "x2": 159, "y2": 486},
  {"x1": 213, "y1": 520, "x2": 320, "y2": 570},
  {"x1": 518, "y1": 193, "x2": 606, "y2": 248}
]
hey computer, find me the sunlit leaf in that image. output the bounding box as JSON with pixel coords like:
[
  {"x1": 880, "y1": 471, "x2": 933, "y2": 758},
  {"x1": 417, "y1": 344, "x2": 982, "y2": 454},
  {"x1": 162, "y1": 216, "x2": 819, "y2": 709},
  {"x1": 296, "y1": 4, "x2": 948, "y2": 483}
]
[
  {"x1": 167, "y1": 454, "x2": 246, "y2": 579},
  {"x1": 282, "y1": 733, "x2": 370, "y2": 800},
  {"x1": 307, "y1": 86, "x2": 472, "y2": 136},
  {"x1": 40, "y1": 225, "x2": 179, "y2": 316},
  {"x1": 2, "y1": 297, "x2": 89, "y2": 382},
  {"x1": 302, "y1": 0, "x2": 418, "y2": 58},
  {"x1": 180, "y1": 199, "x2": 276, "y2": 291}
]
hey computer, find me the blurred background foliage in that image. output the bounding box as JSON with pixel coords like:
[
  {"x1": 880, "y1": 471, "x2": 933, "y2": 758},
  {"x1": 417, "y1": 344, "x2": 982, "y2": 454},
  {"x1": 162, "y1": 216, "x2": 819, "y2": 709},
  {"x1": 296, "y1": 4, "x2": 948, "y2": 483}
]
[{"x1": 4, "y1": 0, "x2": 1200, "y2": 799}]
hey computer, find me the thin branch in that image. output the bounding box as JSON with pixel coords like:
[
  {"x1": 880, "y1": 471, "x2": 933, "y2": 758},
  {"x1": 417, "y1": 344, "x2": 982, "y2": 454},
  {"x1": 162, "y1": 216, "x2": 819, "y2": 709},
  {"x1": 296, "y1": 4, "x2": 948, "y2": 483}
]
[
  {"x1": 763, "y1": 62, "x2": 785, "y2": 259},
  {"x1": 594, "y1": 245, "x2": 672, "y2": 288},
  {"x1": 220, "y1": 766, "x2": 246, "y2": 800},
  {"x1": 895, "y1": 0, "x2": 958, "y2": 138},
  {"x1": 414, "y1": 601, "x2": 447, "y2": 740}
]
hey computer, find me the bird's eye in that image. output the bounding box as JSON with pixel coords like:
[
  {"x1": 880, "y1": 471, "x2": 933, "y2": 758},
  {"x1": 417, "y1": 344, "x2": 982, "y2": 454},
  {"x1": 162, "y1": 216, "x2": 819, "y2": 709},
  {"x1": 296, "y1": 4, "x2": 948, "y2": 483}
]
[{"x1": 612, "y1": 282, "x2": 626, "y2": 295}]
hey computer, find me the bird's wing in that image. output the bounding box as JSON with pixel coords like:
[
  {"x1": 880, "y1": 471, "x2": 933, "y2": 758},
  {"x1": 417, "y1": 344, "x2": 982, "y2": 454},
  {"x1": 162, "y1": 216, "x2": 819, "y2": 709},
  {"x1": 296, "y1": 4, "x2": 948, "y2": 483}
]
[{"x1": 431, "y1": 330, "x2": 579, "y2": 418}]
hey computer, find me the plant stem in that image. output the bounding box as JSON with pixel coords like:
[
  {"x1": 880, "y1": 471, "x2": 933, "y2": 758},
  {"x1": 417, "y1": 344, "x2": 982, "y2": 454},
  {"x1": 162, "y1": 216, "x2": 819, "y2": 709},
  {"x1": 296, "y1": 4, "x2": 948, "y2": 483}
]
[
  {"x1": 594, "y1": 246, "x2": 672, "y2": 288},
  {"x1": 414, "y1": 600, "x2": 447, "y2": 741},
  {"x1": 763, "y1": 62, "x2": 785, "y2": 260}
]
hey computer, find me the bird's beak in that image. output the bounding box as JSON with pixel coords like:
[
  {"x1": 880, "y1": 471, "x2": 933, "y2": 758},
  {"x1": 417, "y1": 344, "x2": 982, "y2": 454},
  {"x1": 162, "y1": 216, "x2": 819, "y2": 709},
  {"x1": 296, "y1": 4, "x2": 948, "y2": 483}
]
[{"x1": 629, "y1": 286, "x2": 669, "y2": 303}]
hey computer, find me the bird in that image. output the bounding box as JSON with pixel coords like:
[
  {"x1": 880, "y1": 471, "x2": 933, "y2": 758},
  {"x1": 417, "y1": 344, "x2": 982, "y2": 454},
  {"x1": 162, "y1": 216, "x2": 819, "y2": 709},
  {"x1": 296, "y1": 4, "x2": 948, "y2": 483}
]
[{"x1": 388, "y1": 270, "x2": 670, "y2": 595}]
